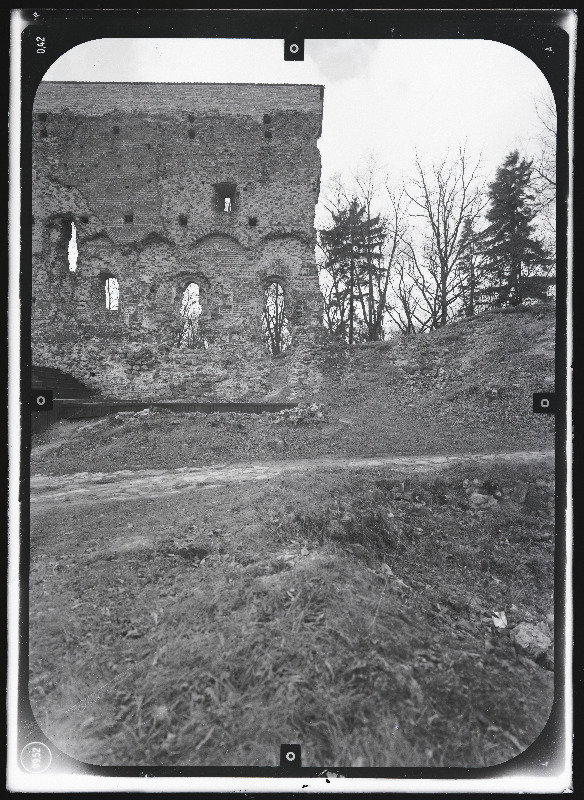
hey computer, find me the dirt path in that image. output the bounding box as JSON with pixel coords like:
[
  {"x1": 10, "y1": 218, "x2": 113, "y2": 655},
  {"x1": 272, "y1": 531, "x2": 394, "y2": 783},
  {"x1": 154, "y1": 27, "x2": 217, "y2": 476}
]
[{"x1": 30, "y1": 450, "x2": 554, "y2": 508}]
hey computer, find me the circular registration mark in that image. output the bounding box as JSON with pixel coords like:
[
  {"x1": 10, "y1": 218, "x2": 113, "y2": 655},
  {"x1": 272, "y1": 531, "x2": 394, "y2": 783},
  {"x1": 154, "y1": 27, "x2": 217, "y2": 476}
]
[{"x1": 20, "y1": 741, "x2": 52, "y2": 773}]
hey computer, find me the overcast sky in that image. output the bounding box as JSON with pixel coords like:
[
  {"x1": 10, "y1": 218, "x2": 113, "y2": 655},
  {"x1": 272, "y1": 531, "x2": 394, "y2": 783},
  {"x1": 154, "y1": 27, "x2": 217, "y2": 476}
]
[{"x1": 43, "y1": 38, "x2": 554, "y2": 223}]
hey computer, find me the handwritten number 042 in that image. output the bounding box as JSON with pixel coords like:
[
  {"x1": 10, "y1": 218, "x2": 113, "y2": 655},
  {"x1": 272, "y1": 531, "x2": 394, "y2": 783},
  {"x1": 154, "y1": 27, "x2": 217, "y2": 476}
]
[{"x1": 36, "y1": 37, "x2": 45, "y2": 54}]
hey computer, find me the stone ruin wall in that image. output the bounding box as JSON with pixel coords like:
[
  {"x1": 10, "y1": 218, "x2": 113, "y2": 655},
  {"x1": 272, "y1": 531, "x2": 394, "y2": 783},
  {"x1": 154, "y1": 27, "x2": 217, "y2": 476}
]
[{"x1": 31, "y1": 83, "x2": 325, "y2": 400}]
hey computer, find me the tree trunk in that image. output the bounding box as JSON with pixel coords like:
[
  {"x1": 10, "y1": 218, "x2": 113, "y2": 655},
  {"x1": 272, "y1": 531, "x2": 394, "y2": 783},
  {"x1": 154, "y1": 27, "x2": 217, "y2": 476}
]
[
  {"x1": 440, "y1": 261, "x2": 448, "y2": 326},
  {"x1": 349, "y1": 255, "x2": 354, "y2": 345},
  {"x1": 368, "y1": 246, "x2": 375, "y2": 340},
  {"x1": 468, "y1": 259, "x2": 475, "y2": 316}
]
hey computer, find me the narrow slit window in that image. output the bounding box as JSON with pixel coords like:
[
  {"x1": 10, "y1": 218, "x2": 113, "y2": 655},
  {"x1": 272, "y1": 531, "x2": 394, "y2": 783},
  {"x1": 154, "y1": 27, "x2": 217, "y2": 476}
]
[
  {"x1": 67, "y1": 221, "x2": 78, "y2": 272},
  {"x1": 264, "y1": 130, "x2": 272, "y2": 139},
  {"x1": 188, "y1": 129, "x2": 196, "y2": 139},
  {"x1": 224, "y1": 197, "x2": 232, "y2": 212},
  {"x1": 179, "y1": 214, "x2": 188, "y2": 226},
  {"x1": 177, "y1": 282, "x2": 206, "y2": 349},
  {"x1": 263, "y1": 114, "x2": 272, "y2": 125},
  {"x1": 262, "y1": 281, "x2": 292, "y2": 355},
  {"x1": 113, "y1": 126, "x2": 120, "y2": 134},
  {"x1": 124, "y1": 214, "x2": 134, "y2": 224},
  {"x1": 105, "y1": 277, "x2": 119, "y2": 311}
]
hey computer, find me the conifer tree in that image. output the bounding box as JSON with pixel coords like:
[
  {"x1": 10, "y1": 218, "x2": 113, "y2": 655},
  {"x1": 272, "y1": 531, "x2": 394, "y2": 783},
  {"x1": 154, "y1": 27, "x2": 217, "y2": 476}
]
[
  {"x1": 319, "y1": 197, "x2": 385, "y2": 343},
  {"x1": 481, "y1": 150, "x2": 552, "y2": 306}
]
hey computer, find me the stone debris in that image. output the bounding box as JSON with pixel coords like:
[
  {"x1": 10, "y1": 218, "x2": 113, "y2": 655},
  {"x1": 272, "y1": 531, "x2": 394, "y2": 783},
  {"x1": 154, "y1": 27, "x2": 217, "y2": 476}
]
[
  {"x1": 114, "y1": 411, "x2": 135, "y2": 420},
  {"x1": 510, "y1": 621, "x2": 553, "y2": 660},
  {"x1": 260, "y1": 403, "x2": 328, "y2": 425},
  {"x1": 468, "y1": 492, "x2": 498, "y2": 508},
  {"x1": 462, "y1": 476, "x2": 553, "y2": 513},
  {"x1": 511, "y1": 481, "x2": 529, "y2": 504},
  {"x1": 546, "y1": 613, "x2": 554, "y2": 631}
]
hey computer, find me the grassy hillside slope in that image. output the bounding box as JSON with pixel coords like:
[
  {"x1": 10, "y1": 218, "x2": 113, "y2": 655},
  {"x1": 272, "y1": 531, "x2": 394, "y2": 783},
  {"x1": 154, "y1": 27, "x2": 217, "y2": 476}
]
[{"x1": 31, "y1": 303, "x2": 555, "y2": 475}]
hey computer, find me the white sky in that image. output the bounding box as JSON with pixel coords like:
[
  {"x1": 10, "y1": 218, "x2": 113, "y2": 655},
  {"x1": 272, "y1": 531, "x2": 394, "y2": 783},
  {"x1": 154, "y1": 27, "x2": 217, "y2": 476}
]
[{"x1": 43, "y1": 38, "x2": 554, "y2": 223}]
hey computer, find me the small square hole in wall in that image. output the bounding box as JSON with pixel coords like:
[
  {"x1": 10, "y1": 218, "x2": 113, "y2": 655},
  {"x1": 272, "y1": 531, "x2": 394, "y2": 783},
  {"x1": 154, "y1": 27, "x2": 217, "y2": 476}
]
[
  {"x1": 146, "y1": 143, "x2": 151, "y2": 149},
  {"x1": 40, "y1": 128, "x2": 48, "y2": 138},
  {"x1": 188, "y1": 129, "x2": 196, "y2": 139},
  {"x1": 188, "y1": 113, "x2": 195, "y2": 123},
  {"x1": 214, "y1": 182, "x2": 236, "y2": 213},
  {"x1": 124, "y1": 214, "x2": 134, "y2": 224},
  {"x1": 113, "y1": 126, "x2": 120, "y2": 134},
  {"x1": 264, "y1": 130, "x2": 272, "y2": 139},
  {"x1": 263, "y1": 114, "x2": 271, "y2": 125},
  {"x1": 248, "y1": 216, "x2": 258, "y2": 227},
  {"x1": 179, "y1": 214, "x2": 188, "y2": 226},
  {"x1": 80, "y1": 216, "x2": 89, "y2": 223},
  {"x1": 37, "y1": 113, "x2": 47, "y2": 122}
]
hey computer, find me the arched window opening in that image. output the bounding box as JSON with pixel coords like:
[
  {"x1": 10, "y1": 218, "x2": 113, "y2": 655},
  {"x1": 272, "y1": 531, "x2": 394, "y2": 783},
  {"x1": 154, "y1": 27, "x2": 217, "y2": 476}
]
[
  {"x1": 177, "y1": 282, "x2": 207, "y2": 349},
  {"x1": 105, "y1": 277, "x2": 119, "y2": 311},
  {"x1": 262, "y1": 281, "x2": 292, "y2": 355},
  {"x1": 46, "y1": 216, "x2": 80, "y2": 274},
  {"x1": 67, "y1": 221, "x2": 78, "y2": 272}
]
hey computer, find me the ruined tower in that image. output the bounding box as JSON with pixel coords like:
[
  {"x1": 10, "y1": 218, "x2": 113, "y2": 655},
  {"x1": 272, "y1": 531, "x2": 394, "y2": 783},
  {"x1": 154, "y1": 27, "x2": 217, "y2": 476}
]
[{"x1": 31, "y1": 82, "x2": 324, "y2": 400}]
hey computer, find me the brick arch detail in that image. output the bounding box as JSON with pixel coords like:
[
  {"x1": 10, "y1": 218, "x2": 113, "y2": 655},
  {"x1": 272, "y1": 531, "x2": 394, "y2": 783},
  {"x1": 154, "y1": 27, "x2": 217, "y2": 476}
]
[{"x1": 192, "y1": 229, "x2": 249, "y2": 250}]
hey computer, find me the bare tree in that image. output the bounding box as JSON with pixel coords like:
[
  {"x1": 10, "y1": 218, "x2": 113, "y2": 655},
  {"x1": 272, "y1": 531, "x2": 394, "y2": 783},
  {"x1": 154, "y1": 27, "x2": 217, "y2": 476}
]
[
  {"x1": 401, "y1": 239, "x2": 445, "y2": 331},
  {"x1": 262, "y1": 281, "x2": 292, "y2": 355},
  {"x1": 177, "y1": 282, "x2": 205, "y2": 348},
  {"x1": 318, "y1": 161, "x2": 412, "y2": 342},
  {"x1": 456, "y1": 215, "x2": 491, "y2": 317},
  {"x1": 386, "y1": 246, "x2": 428, "y2": 334},
  {"x1": 406, "y1": 149, "x2": 486, "y2": 327},
  {"x1": 531, "y1": 89, "x2": 557, "y2": 242}
]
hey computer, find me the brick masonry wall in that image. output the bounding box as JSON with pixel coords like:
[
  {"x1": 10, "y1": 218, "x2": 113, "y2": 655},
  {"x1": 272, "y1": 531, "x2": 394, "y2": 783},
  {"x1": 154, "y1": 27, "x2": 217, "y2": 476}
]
[{"x1": 31, "y1": 83, "x2": 326, "y2": 400}]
